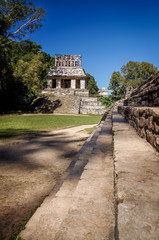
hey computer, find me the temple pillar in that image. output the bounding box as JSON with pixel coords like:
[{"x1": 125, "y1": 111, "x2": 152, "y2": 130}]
[
  {"x1": 80, "y1": 79, "x2": 86, "y2": 89},
  {"x1": 47, "y1": 79, "x2": 52, "y2": 88},
  {"x1": 56, "y1": 79, "x2": 61, "y2": 88},
  {"x1": 71, "y1": 79, "x2": 76, "y2": 89}
]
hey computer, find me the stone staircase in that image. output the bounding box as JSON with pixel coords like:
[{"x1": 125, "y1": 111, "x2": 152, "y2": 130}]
[
  {"x1": 52, "y1": 96, "x2": 75, "y2": 114},
  {"x1": 52, "y1": 96, "x2": 106, "y2": 115},
  {"x1": 80, "y1": 97, "x2": 106, "y2": 114},
  {"x1": 73, "y1": 97, "x2": 106, "y2": 115},
  {"x1": 19, "y1": 110, "x2": 159, "y2": 240}
]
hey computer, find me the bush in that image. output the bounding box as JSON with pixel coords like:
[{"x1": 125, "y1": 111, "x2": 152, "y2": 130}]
[{"x1": 98, "y1": 96, "x2": 114, "y2": 108}]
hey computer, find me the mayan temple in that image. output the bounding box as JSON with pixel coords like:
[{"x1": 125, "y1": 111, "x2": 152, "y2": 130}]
[{"x1": 42, "y1": 55, "x2": 89, "y2": 96}]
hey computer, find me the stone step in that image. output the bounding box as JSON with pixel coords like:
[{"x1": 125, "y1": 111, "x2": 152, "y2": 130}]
[
  {"x1": 78, "y1": 97, "x2": 106, "y2": 115},
  {"x1": 80, "y1": 102, "x2": 101, "y2": 106},
  {"x1": 80, "y1": 105, "x2": 106, "y2": 109},
  {"x1": 81, "y1": 97, "x2": 98, "y2": 102},
  {"x1": 112, "y1": 111, "x2": 159, "y2": 240},
  {"x1": 19, "y1": 121, "x2": 104, "y2": 240},
  {"x1": 53, "y1": 114, "x2": 115, "y2": 239},
  {"x1": 80, "y1": 108, "x2": 106, "y2": 115},
  {"x1": 53, "y1": 96, "x2": 75, "y2": 114}
]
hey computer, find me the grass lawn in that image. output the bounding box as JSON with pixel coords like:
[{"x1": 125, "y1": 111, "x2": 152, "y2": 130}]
[{"x1": 0, "y1": 114, "x2": 101, "y2": 140}]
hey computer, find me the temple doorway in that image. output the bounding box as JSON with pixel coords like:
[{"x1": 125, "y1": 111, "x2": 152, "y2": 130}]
[
  {"x1": 61, "y1": 79, "x2": 71, "y2": 88},
  {"x1": 76, "y1": 79, "x2": 80, "y2": 89},
  {"x1": 52, "y1": 79, "x2": 56, "y2": 88}
]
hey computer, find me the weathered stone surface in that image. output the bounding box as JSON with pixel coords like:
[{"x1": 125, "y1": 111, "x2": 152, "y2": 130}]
[
  {"x1": 118, "y1": 106, "x2": 159, "y2": 151},
  {"x1": 113, "y1": 111, "x2": 159, "y2": 240},
  {"x1": 19, "y1": 115, "x2": 115, "y2": 240},
  {"x1": 54, "y1": 115, "x2": 115, "y2": 240},
  {"x1": 72, "y1": 97, "x2": 106, "y2": 115},
  {"x1": 124, "y1": 71, "x2": 159, "y2": 107},
  {"x1": 98, "y1": 87, "x2": 108, "y2": 97},
  {"x1": 124, "y1": 86, "x2": 134, "y2": 99},
  {"x1": 42, "y1": 55, "x2": 89, "y2": 97},
  {"x1": 30, "y1": 95, "x2": 61, "y2": 113}
]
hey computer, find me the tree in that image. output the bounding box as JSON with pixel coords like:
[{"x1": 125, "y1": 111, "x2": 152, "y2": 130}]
[
  {"x1": 0, "y1": 1, "x2": 47, "y2": 112},
  {"x1": 98, "y1": 95, "x2": 114, "y2": 109},
  {"x1": 10, "y1": 40, "x2": 42, "y2": 66},
  {"x1": 108, "y1": 71, "x2": 125, "y2": 100},
  {"x1": 121, "y1": 61, "x2": 158, "y2": 88},
  {"x1": 13, "y1": 51, "x2": 54, "y2": 107},
  {"x1": 0, "y1": 0, "x2": 46, "y2": 40},
  {"x1": 108, "y1": 61, "x2": 158, "y2": 100},
  {"x1": 86, "y1": 73, "x2": 99, "y2": 96},
  {"x1": 14, "y1": 52, "x2": 48, "y2": 91}
]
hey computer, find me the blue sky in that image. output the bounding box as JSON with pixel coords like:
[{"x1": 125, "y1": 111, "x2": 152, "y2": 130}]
[{"x1": 31, "y1": 0, "x2": 159, "y2": 90}]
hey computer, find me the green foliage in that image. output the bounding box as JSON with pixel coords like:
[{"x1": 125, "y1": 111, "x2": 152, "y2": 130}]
[
  {"x1": 10, "y1": 40, "x2": 42, "y2": 67},
  {"x1": 108, "y1": 71, "x2": 125, "y2": 100},
  {"x1": 108, "y1": 61, "x2": 158, "y2": 100},
  {"x1": 98, "y1": 96, "x2": 114, "y2": 109},
  {"x1": 0, "y1": 0, "x2": 46, "y2": 40},
  {"x1": 9, "y1": 224, "x2": 25, "y2": 240},
  {"x1": 121, "y1": 61, "x2": 158, "y2": 88},
  {"x1": 83, "y1": 127, "x2": 96, "y2": 134},
  {"x1": 0, "y1": 37, "x2": 55, "y2": 112},
  {"x1": 86, "y1": 73, "x2": 99, "y2": 96},
  {"x1": 14, "y1": 51, "x2": 50, "y2": 90},
  {"x1": 0, "y1": 1, "x2": 49, "y2": 112}
]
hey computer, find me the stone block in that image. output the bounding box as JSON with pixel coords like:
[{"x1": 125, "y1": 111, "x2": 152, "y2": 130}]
[
  {"x1": 154, "y1": 122, "x2": 159, "y2": 133},
  {"x1": 139, "y1": 127, "x2": 146, "y2": 138},
  {"x1": 146, "y1": 129, "x2": 154, "y2": 146},
  {"x1": 139, "y1": 117, "x2": 145, "y2": 128},
  {"x1": 154, "y1": 98, "x2": 159, "y2": 106},
  {"x1": 148, "y1": 116, "x2": 154, "y2": 131}
]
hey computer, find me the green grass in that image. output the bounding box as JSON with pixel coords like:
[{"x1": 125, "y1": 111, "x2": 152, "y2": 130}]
[
  {"x1": 0, "y1": 114, "x2": 101, "y2": 140},
  {"x1": 84, "y1": 126, "x2": 96, "y2": 134}
]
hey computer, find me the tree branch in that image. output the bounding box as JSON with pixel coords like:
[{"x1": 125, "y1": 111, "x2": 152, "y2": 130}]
[{"x1": 12, "y1": 10, "x2": 40, "y2": 35}]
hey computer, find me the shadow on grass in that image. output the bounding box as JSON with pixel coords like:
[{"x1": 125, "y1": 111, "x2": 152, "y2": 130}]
[{"x1": 0, "y1": 129, "x2": 40, "y2": 140}]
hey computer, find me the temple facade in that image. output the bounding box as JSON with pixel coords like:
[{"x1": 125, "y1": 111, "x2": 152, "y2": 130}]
[
  {"x1": 98, "y1": 87, "x2": 108, "y2": 97},
  {"x1": 42, "y1": 55, "x2": 89, "y2": 96}
]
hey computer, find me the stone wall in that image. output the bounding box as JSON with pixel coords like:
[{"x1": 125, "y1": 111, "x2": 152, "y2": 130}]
[
  {"x1": 124, "y1": 71, "x2": 159, "y2": 107},
  {"x1": 118, "y1": 106, "x2": 159, "y2": 151},
  {"x1": 72, "y1": 97, "x2": 106, "y2": 115},
  {"x1": 117, "y1": 71, "x2": 159, "y2": 151},
  {"x1": 42, "y1": 88, "x2": 89, "y2": 97}
]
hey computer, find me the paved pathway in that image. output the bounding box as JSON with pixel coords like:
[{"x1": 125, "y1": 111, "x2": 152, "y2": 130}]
[
  {"x1": 113, "y1": 111, "x2": 159, "y2": 240},
  {"x1": 19, "y1": 111, "x2": 159, "y2": 240}
]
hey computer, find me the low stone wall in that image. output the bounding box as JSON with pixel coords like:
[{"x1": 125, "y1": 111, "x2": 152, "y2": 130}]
[
  {"x1": 118, "y1": 106, "x2": 159, "y2": 151},
  {"x1": 124, "y1": 71, "x2": 159, "y2": 107},
  {"x1": 72, "y1": 97, "x2": 106, "y2": 115}
]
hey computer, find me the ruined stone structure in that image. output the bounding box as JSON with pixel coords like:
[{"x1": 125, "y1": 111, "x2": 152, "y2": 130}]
[
  {"x1": 41, "y1": 54, "x2": 107, "y2": 114},
  {"x1": 118, "y1": 71, "x2": 159, "y2": 151},
  {"x1": 98, "y1": 87, "x2": 108, "y2": 97},
  {"x1": 72, "y1": 97, "x2": 106, "y2": 115},
  {"x1": 124, "y1": 71, "x2": 159, "y2": 106},
  {"x1": 42, "y1": 55, "x2": 89, "y2": 97}
]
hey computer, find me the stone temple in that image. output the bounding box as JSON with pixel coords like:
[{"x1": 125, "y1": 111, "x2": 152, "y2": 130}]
[
  {"x1": 98, "y1": 87, "x2": 108, "y2": 97},
  {"x1": 42, "y1": 55, "x2": 89, "y2": 97}
]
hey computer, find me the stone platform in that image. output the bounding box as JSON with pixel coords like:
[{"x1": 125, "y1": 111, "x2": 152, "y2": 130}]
[
  {"x1": 73, "y1": 97, "x2": 106, "y2": 115},
  {"x1": 19, "y1": 111, "x2": 159, "y2": 240}
]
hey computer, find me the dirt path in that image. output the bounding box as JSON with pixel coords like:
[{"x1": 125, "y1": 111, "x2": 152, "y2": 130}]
[{"x1": 0, "y1": 124, "x2": 97, "y2": 240}]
